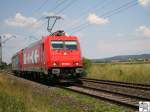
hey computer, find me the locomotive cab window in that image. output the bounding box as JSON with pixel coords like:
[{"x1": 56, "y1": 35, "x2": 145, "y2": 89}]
[
  {"x1": 65, "y1": 41, "x2": 77, "y2": 50},
  {"x1": 51, "y1": 41, "x2": 63, "y2": 49}
]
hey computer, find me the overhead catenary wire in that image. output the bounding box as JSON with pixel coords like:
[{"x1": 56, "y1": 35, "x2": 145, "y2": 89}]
[
  {"x1": 70, "y1": 0, "x2": 138, "y2": 35},
  {"x1": 65, "y1": 0, "x2": 112, "y2": 31},
  {"x1": 11, "y1": 1, "x2": 65, "y2": 43},
  {"x1": 36, "y1": 0, "x2": 107, "y2": 35},
  {"x1": 55, "y1": 0, "x2": 78, "y2": 15},
  {"x1": 28, "y1": 0, "x2": 69, "y2": 36},
  {"x1": 71, "y1": 3, "x2": 138, "y2": 35},
  {"x1": 32, "y1": 0, "x2": 49, "y2": 14},
  {"x1": 70, "y1": 0, "x2": 137, "y2": 33},
  {"x1": 3, "y1": 0, "x2": 51, "y2": 40},
  {"x1": 31, "y1": 0, "x2": 114, "y2": 36},
  {"x1": 2, "y1": 0, "x2": 76, "y2": 62},
  {"x1": 30, "y1": 0, "x2": 138, "y2": 37},
  {"x1": 29, "y1": 0, "x2": 68, "y2": 32},
  {"x1": 47, "y1": 0, "x2": 67, "y2": 13},
  {"x1": 30, "y1": 0, "x2": 78, "y2": 36},
  {"x1": 27, "y1": 0, "x2": 138, "y2": 38}
]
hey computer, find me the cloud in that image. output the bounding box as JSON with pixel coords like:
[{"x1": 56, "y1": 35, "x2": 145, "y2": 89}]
[
  {"x1": 87, "y1": 13, "x2": 109, "y2": 25},
  {"x1": 136, "y1": 25, "x2": 150, "y2": 38},
  {"x1": 5, "y1": 13, "x2": 42, "y2": 28},
  {"x1": 138, "y1": 0, "x2": 150, "y2": 7}
]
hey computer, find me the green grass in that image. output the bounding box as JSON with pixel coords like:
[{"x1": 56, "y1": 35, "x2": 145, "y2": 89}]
[
  {"x1": 0, "y1": 73, "x2": 131, "y2": 112},
  {"x1": 87, "y1": 63, "x2": 150, "y2": 83},
  {"x1": 0, "y1": 92, "x2": 26, "y2": 112}
]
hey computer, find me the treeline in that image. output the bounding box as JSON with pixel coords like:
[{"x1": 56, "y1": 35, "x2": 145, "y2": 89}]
[
  {"x1": 83, "y1": 58, "x2": 92, "y2": 74},
  {"x1": 0, "y1": 62, "x2": 11, "y2": 69}
]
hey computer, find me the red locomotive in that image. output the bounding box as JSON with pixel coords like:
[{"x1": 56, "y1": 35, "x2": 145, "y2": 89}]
[{"x1": 12, "y1": 30, "x2": 84, "y2": 80}]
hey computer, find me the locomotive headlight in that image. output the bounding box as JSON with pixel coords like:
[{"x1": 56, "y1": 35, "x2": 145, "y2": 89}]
[
  {"x1": 53, "y1": 62, "x2": 58, "y2": 66},
  {"x1": 75, "y1": 62, "x2": 79, "y2": 66},
  {"x1": 53, "y1": 63, "x2": 57, "y2": 66}
]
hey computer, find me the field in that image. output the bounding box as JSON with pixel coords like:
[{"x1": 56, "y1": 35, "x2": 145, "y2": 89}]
[
  {"x1": 0, "y1": 62, "x2": 148, "y2": 111},
  {"x1": 87, "y1": 63, "x2": 150, "y2": 83},
  {"x1": 0, "y1": 72, "x2": 131, "y2": 112}
]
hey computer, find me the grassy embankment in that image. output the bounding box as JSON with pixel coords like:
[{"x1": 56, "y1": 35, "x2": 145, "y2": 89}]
[
  {"x1": 87, "y1": 63, "x2": 150, "y2": 83},
  {"x1": 0, "y1": 72, "x2": 131, "y2": 112}
]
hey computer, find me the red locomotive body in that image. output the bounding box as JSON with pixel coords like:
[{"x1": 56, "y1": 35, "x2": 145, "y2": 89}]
[{"x1": 12, "y1": 31, "x2": 83, "y2": 80}]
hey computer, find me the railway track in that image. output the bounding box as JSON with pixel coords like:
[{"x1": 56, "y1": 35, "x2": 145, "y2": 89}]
[
  {"x1": 80, "y1": 77, "x2": 150, "y2": 91},
  {"x1": 62, "y1": 78, "x2": 150, "y2": 110},
  {"x1": 63, "y1": 85, "x2": 139, "y2": 109},
  {"x1": 2, "y1": 71, "x2": 150, "y2": 110},
  {"x1": 63, "y1": 84, "x2": 149, "y2": 110}
]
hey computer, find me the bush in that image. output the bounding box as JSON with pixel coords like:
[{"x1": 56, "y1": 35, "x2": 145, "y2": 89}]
[
  {"x1": 83, "y1": 58, "x2": 92, "y2": 74},
  {"x1": 0, "y1": 62, "x2": 8, "y2": 69}
]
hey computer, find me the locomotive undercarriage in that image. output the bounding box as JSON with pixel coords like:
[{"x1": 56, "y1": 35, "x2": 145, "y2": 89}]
[
  {"x1": 12, "y1": 67, "x2": 84, "y2": 83},
  {"x1": 48, "y1": 67, "x2": 84, "y2": 79}
]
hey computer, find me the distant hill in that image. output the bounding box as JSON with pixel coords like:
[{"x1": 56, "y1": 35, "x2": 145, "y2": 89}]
[{"x1": 92, "y1": 54, "x2": 150, "y2": 63}]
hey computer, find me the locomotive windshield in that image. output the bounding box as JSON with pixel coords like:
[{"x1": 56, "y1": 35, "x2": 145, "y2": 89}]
[
  {"x1": 51, "y1": 41, "x2": 63, "y2": 49},
  {"x1": 64, "y1": 41, "x2": 77, "y2": 50},
  {"x1": 51, "y1": 40, "x2": 77, "y2": 50}
]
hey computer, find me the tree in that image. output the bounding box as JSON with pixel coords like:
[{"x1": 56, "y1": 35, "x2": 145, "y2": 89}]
[
  {"x1": 0, "y1": 61, "x2": 8, "y2": 69},
  {"x1": 83, "y1": 58, "x2": 92, "y2": 75}
]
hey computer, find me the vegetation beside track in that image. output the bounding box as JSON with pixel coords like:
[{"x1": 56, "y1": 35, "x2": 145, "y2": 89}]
[
  {"x1": 87, "y1": 63, "x2": 150, "y2": 83},
  {"x1": 0, "y1": 92, "x2": 25, "y2": 112},
  {"x1": 0, "y1": 72, "x2": 130, "y2": 112}
]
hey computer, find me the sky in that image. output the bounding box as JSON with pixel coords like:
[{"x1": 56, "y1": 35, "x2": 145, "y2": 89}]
[{"x1": 0, "y1": 0, "x2": 150, "y2": 63}]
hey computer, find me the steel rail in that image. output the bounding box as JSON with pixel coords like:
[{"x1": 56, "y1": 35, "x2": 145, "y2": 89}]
[
  {"x1": 2, "y1": 70, "x2": 148, "y2": 110},
  {"x1": 81, "y1": 78, "x2": 150, "y2": 91},
  {"x1": 62, "y1": 85, "x2": 139, "y2": 110},
  {"x1": 73, "y1": 84, "x2": 150, "y2": 100}
]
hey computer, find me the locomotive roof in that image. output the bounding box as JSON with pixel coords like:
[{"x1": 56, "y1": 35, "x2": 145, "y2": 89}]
[{"x1": 48, "y1": 35, "x2": 78, "y2": 39}]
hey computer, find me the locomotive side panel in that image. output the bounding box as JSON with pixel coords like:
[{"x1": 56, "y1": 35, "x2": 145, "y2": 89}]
[
  {"x1": 12, "y1": 50, "x2": 23, "y2": 72},
  {"x1": 12, "y1": 54, "x2": 19, "y2": 71},
  {"x1": 22, "y1": 41, "x2": 44, "y2": 72}
]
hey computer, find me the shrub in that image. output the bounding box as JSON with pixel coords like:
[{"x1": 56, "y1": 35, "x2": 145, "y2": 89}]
[{"x1": 83, "y1": 58, "x2": 92, "y2": 74}]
